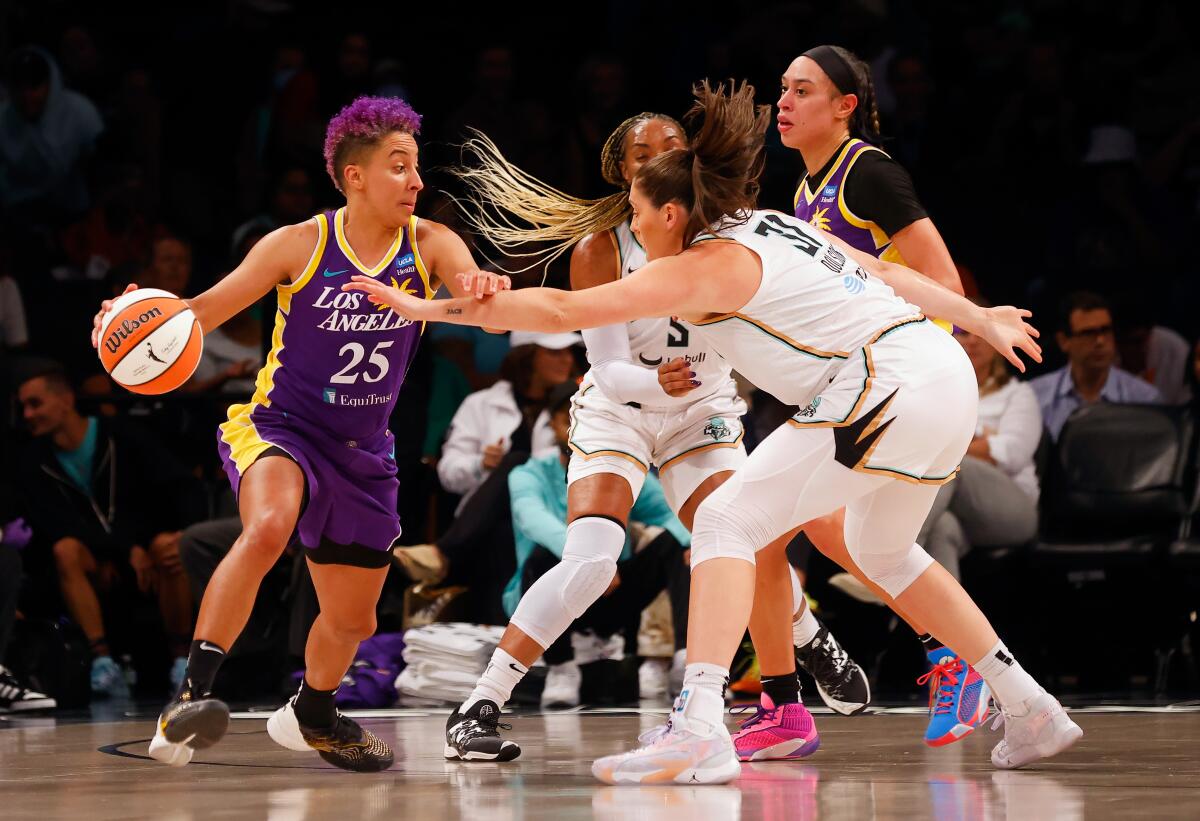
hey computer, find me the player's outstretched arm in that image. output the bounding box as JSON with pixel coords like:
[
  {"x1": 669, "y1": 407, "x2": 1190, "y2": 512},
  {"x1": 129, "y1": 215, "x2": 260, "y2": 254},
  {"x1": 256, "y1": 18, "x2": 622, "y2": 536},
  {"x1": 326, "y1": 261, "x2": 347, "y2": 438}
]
[
  {"x1": 343, "y1": 242, "x2": 752, "y2": 335},
  {"x1": 830, "y1": 235, "x2": 1043, "y2": 372},
  {"x1": 416, "y1": 220, "x2": 510, "y2": 331}
]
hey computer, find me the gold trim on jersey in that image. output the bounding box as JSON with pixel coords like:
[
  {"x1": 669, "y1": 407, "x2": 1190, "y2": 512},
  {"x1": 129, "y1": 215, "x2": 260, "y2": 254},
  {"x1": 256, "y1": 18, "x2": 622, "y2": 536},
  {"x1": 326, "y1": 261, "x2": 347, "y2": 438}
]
[
  {"x1": 277, "y1": 213, "x2": 329, "y2": 314},
  {"x1": 787, "y1": 344, "x2": 876, "y2": 430},
  {"x1": 408, "y1": 216, "x2": 433, "y2": 299},
  {"x1": 795, "y1": 139, "x2": 862, "y2": 209},
  {"x1": 869, "y1": 315, "x2": 927, "y2": 344},
  {"x1": 837, "y1": 145, "x2": 892, "y2": 252},
  {"x1": 217, "y1": 305, "x2": 292, "y2": 472},
  {"x1": 405, "y1": 215, "x2": 434, "y2": 334},
  {"x1": 334, "y1": 206, "x2": 404, "y2": 276},
  {"x1": 691, "y1": 313, "x2": 852, "y2": 361},
  {"x1": 658, "y1": 430, "x2": 745, "y2": 473}
]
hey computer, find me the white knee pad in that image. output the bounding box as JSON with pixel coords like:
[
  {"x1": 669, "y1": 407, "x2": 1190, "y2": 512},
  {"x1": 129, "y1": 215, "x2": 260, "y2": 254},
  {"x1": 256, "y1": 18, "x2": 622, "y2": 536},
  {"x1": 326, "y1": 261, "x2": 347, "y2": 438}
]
[
  {"x1": 689, "y1": 482, "x2": 761, "y2": 569},
  {"x1": 509, "y1": 516, "x2": 625, "y2": 650},
  {"x1": 557, "y1": 517, "x2": 624, "y2": 618},
  {"x1": 848, "y1": 540, "x2": 934, "y2": 599}
]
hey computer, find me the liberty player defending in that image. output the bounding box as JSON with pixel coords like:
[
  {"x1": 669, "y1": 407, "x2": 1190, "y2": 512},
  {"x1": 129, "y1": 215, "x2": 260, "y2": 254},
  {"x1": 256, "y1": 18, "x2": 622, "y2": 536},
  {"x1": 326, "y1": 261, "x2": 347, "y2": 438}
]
[
  {"x1": 347, "y1": 82, "x2": 1081, "y2": 783},
  {"x1": 90, "y1": 97, "x2": 509, "y2": 771},
  {"x1": 439, "y1": 115, "x2": 866, "y2": 765}
]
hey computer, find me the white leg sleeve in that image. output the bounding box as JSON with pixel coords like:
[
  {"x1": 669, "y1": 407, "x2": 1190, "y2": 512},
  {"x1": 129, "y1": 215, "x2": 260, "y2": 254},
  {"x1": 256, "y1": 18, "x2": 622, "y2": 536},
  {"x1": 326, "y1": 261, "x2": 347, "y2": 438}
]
[
  {"x1": 508, "y1": 516, "x2": 625, "y2": 651},
  {"x1": 690, "y1": 424, "x2": 876, "y2": 569},
  {"x1": 843, "y1": 482, "x2": 939, "y2": 599}
]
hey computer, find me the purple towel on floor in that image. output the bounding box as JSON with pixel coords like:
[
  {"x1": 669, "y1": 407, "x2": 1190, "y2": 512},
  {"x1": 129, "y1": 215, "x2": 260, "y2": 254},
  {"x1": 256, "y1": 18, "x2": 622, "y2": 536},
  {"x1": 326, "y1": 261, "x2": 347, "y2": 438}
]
[{"x1": 290, "y1": 632, "x2": 406, "y2": 708}]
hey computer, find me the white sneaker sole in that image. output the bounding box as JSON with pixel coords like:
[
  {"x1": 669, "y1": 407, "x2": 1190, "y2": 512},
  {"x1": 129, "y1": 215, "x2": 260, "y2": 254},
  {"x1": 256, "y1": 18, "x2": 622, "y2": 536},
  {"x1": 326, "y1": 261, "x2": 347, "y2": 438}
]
[
  {"x1": 266, "y1": 702, "x2": 314, "y2": 752},
  {"x1": 992, "y1": 709, "x2": 1083, "y2": 769},
  {"x1": 737, "y1": 735, "x2": 820, "y2": 762},
  {"x1": 147, "y1": 699, "x2": 230, "y2": 766},
  {"x1": 443, "y1": 743, "x2": 520, "y2": 762},
  {"x1": 595, "y1": 751, "x2": 742, "y2": 786},
  {"x1": 148, "y1": 724, "x2": 194, "y2": 767}
]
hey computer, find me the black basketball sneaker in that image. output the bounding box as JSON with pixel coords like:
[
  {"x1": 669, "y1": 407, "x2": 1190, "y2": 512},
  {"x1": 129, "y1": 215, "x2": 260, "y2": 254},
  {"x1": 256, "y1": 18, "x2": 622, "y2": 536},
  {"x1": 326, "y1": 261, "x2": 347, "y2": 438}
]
[
  {"x1": 267, "y1": 696, "x2": 393, "y2": 772},
  {"x1": 148, "y1": 689, "x2": 231, "y2": 766},
  {"x1": 795, "y1": 623, "x2": 871, "y2": 715},
  {"x1": 444, "y1": 699, "x2": 521, "y2": 762}
]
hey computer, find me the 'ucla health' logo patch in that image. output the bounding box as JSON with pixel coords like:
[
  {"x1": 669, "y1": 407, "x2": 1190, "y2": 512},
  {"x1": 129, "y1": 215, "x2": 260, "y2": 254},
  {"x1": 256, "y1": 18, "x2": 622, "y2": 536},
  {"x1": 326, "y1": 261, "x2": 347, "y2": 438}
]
[{"x1": 395, "y1": 253, "x2": 417, "y2": 275}]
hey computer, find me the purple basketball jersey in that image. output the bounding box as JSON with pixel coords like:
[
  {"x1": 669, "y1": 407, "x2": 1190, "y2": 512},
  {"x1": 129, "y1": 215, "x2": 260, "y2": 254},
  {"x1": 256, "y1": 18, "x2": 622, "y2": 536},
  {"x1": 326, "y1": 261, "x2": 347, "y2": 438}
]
[
  {"x1": 251, "y1": 207, "x2": 431, "y2": 441},
  {"x1": 793, "y1": 139, "x2": 905, "y2": 265}
]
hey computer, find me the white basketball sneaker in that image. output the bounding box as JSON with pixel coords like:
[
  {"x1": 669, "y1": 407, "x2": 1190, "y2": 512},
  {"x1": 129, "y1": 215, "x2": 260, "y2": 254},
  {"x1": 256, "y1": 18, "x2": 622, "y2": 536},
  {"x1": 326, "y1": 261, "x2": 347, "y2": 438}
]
[
  {"x1": 592, "y1": 688, "x2": 740, "y2": 785},
  {"x1": 541, "y1": 661, "x2": 582, "y2": 709},
  {"x1": 147, "y1": 692, "x2": 230, "y2": 767},
  {"x1": 990, "y1": 689, "x2": 1082, "y2": 769}
]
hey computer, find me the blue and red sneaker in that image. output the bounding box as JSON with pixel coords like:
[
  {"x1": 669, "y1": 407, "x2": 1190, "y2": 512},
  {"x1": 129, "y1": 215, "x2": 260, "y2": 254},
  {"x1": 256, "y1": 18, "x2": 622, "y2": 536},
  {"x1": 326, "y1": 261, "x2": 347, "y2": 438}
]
[
  {"x1": 917, "y1": 647, "x2": 990, "y2": 747},
  {"x1": 730, "y1": 693, "x2": 820, "y2": 762}
]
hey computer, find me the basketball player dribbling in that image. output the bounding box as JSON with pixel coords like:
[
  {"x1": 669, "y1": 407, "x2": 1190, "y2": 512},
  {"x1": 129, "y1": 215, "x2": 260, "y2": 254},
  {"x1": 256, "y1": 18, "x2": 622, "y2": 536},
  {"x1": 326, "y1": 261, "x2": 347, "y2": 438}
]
[
  {"x1": 89, "y1": 97, "x2": 510, "y2": 772},
  {"x1": 346, "y1": 81, "x2": 1082, "y2": 784}
]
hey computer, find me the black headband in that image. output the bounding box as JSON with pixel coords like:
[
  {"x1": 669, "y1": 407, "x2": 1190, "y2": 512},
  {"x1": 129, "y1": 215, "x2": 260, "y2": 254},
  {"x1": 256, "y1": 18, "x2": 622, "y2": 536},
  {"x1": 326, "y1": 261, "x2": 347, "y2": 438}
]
[{"x1": 802, "y1": 45, "x2": 857, "y2": 95}]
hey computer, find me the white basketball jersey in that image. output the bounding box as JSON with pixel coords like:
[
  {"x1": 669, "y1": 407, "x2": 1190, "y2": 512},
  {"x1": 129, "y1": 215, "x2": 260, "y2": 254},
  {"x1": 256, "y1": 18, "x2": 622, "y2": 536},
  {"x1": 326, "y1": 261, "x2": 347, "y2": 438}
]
[
  {"x1": 684, "y1": 210, "x2": 923, "y2": 407},
  {"x1": 586, "y1": 221, "x2": 732, "y2": 406}
]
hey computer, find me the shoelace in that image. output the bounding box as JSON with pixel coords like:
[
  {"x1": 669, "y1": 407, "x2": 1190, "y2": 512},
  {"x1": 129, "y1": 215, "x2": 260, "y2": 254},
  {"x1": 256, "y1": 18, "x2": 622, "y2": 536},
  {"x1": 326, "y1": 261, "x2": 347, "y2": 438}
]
[
  {"x1": 635, "y1": 718, "x2": 678, "y2": 748},
  {"x1": 458, "y1": 713, "x2": 513, "y2": 742},
  {"x1": 916, "y1": 657, "x2": 963, "y2": 717},
  {"x1": 729, "y1": 702, "x2": 778, "y2": 731}
]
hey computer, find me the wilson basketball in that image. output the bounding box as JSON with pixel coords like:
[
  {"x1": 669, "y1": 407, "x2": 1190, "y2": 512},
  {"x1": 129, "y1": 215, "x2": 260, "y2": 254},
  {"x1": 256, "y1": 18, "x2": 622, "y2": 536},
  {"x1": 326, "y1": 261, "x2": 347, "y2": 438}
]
[{"x1": 97, "y1": 288, "x2": 204, "y2": 395}]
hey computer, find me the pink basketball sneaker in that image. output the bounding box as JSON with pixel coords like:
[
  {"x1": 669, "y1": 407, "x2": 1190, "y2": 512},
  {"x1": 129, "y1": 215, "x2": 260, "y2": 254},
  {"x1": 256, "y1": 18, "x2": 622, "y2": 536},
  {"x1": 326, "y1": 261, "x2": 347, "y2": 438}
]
[{"x1": 730, "y1": 694, "x2": 820, "y2": 762}]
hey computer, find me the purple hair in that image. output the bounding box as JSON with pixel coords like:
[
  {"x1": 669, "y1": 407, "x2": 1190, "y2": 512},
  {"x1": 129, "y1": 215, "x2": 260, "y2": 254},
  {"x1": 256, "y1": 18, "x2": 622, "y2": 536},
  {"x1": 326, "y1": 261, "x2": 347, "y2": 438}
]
[{"x1": 323, "y1": 96, "x2": 423, "y2": 191}]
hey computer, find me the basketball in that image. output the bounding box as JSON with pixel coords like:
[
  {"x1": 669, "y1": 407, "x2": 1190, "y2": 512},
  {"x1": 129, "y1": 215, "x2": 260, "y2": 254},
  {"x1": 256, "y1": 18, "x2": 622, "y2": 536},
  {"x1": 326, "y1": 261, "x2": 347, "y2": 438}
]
[{"x1": 97, "y1": 287, "x2": 204, "y2": 395}]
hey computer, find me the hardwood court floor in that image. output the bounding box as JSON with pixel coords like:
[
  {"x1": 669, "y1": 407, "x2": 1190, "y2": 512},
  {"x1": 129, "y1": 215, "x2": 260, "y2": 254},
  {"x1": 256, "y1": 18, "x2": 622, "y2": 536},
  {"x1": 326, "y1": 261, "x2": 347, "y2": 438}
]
[{"x1": 1, "y1": 705, "x2": 1198, "y2": 820}]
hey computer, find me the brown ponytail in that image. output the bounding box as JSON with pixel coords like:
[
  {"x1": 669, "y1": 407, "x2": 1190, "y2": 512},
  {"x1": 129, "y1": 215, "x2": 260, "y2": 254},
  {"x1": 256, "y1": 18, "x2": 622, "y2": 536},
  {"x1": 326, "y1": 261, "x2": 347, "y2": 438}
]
[{"x1": 635, "y1": 80, "x2": 771, "y2": 244}]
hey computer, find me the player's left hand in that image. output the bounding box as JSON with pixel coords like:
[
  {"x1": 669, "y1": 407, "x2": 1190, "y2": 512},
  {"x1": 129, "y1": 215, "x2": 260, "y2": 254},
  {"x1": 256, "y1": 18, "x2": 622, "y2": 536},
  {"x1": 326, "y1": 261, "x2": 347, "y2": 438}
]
[
  {"x1": 457, "y1": 270, "x2": 511, "y2": 300},
  {"x1": 343, "y1": 275, "x2": 430, "y2": 320},
  {"x1": 979, "y1": 306, "x2": 1041, "y2": 373},
  {"x1": 658, "y1": 357, "x2": 700, "y2": 397}
]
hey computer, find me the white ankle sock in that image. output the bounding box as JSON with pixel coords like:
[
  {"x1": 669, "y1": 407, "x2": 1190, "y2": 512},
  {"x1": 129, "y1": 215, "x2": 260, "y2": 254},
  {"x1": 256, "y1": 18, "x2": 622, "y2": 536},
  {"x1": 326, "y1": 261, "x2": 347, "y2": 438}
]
[
  {"x1": 972, "y1": 640, "x2": 1040, "y2": 712},
  {"x1": 678, "y1": 663, "x2": 728, "y2": 734},
  {"x1": 792, "y1": 604, "x2": 820, "y2": 647},
  {"x1": 461, "y1": 648, "x2": 528, "y2": 712}
]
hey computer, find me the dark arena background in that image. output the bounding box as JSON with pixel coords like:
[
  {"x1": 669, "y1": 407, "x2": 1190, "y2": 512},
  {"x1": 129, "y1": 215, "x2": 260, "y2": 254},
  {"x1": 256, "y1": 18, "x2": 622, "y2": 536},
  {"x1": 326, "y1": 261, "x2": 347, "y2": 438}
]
[{"x1": 1, "y1": 1, "x2": 1199, "y2": 819}]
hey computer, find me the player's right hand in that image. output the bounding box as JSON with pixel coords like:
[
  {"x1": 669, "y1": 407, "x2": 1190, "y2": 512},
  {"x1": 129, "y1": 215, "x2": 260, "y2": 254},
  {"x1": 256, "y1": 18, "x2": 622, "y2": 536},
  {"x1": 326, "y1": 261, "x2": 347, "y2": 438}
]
[
  {"x1": 658, "y1": 357, "x2": 700, "y2": 397},
  {"x1": 91, "y1": 283, "x2": 138, "y2": 349}
]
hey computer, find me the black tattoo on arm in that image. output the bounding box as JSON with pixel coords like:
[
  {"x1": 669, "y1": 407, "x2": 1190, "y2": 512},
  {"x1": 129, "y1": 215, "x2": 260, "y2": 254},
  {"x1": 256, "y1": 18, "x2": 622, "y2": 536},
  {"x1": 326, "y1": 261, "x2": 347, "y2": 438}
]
[{"x1": 445, "y1": 308, "x2": 463, "y2": 315}]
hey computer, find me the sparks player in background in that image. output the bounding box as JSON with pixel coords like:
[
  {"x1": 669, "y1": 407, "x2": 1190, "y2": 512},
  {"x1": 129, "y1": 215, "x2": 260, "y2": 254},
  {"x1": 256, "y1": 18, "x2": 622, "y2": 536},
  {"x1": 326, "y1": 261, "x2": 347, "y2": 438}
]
[
  {"x1": 347, "y1": 81, "x2": 1081, "y2": 784},
  {"x1": 438, "y1": 115, "x2": 867, "y2": 764},
  {"x1": 90, "y1": 97, "x2": 509, "y2": 772},
  {"x1": 777, "y1": 44, "x2": 993, "y2": 746}
]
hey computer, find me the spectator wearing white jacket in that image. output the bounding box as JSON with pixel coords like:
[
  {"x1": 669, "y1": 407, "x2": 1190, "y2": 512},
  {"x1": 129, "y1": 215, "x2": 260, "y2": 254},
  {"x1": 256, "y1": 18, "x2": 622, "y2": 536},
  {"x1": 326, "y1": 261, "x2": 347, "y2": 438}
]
[
  {"x1": 437, "y1": 331, "x2": 580, "y2": 512},
  {"x1": 915, "y1": 321, "x2": 1043, "y2": 580}
]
